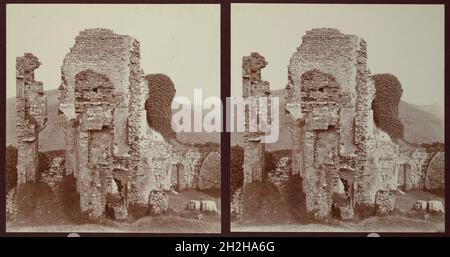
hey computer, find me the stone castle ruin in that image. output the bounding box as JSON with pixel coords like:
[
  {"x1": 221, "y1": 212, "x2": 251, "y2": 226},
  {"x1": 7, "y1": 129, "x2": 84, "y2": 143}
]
[
  {"x1": 13, "y1": 29, "x2": 220, "y2": 221},
  {"x1": 58, "y1": 28, "x2": 152, "y2": 219},
  {"x1": 242, "y1": 53, "x2": 271, "y2": 184},
  {"x1": 285, "y1": 28, "x2": 400, "y2": 219},
  {"x1": 237, "y1": 28, "x2": 444, "y2": 221},
  {"x1": 16, "y1": 53, "x2": 47, "y2": 185}
]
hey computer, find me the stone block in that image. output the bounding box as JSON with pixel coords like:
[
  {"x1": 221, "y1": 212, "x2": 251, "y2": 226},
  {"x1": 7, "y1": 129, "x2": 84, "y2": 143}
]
[
  {"x1": 112, "y1": 205, "x2": 128, "y2": 220},
  {"x1": 186, "y1": 200, "x2": 201, "y2": 211},
  {"x1": 339, "y1": 205, "x2": 354, "y2": 220},
  {"x1": 413, "y1": 200, "x2": 428, "y2": 211},
  {"x1": 427, "y1": 200, "x2": 444, "y2": 214},
  {"x1": 200, "y1": 200, "x2": 218, "y2": 213}
]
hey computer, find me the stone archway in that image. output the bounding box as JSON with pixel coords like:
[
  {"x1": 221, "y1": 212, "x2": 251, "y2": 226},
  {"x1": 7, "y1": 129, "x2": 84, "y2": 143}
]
[
  {"x1": 397, "y1": 162, "x2": 410, "y2": 190},
  {"x1": 331, "y1": 168, "x2": 355, "y2": 219},
  {"x1": 105, "y1": 169, "x2": 129, "y2": 219},
  {"x1": 170, "y1": 163, "x2": 186, "y2": 191}
]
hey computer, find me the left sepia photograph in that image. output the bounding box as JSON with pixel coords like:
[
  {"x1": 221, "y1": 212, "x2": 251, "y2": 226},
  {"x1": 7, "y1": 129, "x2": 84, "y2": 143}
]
[{"x1": 6, "y1": 4, "x2": 221, "y2": 233}]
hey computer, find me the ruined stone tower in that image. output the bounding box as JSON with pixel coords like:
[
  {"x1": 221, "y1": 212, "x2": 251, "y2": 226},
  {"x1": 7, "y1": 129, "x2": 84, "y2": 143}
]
[
  {"x1": 16, "y1": 53, "x2": 47, "y2": 184},
  {"x1": 286, "y1": 28, "x2": 399, "y2": 219},
  {"x1": 242, "y1": 52, "x2": 271, "y2": 184},
  {"x1": 58, "y1": 29, "x2": 155, "y2": 219}
]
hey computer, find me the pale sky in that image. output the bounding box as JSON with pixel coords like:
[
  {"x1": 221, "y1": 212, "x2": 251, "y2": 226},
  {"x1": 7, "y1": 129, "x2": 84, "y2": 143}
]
[
  {"x1": 7, "y1": 4, "x2": 220, "y2": 103},
  {"x1": 231, "y1": 4, "x2": 445, "y2": 106}
]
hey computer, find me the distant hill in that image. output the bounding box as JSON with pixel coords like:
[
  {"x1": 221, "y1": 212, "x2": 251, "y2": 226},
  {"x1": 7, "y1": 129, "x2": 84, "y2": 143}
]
[
  {"x1": 398, "y1": 101, "x2": 444, "y2": 144},
  {"x1": 6, "y1": 89, "x2": 65, "y2": 151},
  {"x1": 231, "y1": 88, "x2": 444, "y2": 151},
  {"x1": 6, "y1": 89, "x2": 219, "y2": 151},
  {"x1": 5, "y1": 88, "x2": 443, "y2": 151}
]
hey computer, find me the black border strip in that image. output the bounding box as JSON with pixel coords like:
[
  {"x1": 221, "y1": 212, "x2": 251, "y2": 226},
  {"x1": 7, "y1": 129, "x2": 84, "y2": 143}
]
[{"x1": 221, "y1": 1, "x2": 231, "y2": 234}]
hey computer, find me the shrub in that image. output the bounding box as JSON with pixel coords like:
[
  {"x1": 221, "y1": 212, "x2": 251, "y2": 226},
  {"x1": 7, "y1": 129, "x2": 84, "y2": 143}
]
[
  {"x1": 38, "y1": 151, "x2": 50, "y2": 178},
  {"x1": 372, "y1": 73, "x2": 405, "y2": 140},
  {"x1": 264, "y1": 151, "x2": 275, "y2": 180},
  {"x1": 6, "y1": 145, "x2": 18, "y2": 191},
  {"x1": 263, "y1": 150, "x2": 292, "y2": 180},
  {"x1": 230, "y1": 145, "x2": 244, "y2": 195},
  {"x1": 5, "y1": 146, "x2": 56, "y2": 191},
  {"x1": 145, "y1": 74, "x2": 176, "y2": 139}
]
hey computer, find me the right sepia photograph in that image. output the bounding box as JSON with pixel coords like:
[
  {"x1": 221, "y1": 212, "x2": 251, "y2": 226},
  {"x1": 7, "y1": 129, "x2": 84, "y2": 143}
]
[{"x1": 230, "y1": 4, "x2": 445, "y2": 232}]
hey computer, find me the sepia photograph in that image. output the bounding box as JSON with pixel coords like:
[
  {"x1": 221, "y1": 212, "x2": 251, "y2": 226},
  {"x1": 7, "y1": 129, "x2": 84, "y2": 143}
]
[
  {"x1": 5, "y1": 4, "x2": 221, "y2": 233},
  {"x1": 2, "y1": 1, "x2": 448, "y2": 240},
  {"x1": 230, "y1": 4, "x2": 445, "y2": 232}
]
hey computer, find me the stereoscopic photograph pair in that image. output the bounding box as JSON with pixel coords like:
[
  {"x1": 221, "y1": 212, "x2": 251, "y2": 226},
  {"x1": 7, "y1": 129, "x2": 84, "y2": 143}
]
[{"x1": 4, "y1": 3, "x2": 445, "y2": 233}]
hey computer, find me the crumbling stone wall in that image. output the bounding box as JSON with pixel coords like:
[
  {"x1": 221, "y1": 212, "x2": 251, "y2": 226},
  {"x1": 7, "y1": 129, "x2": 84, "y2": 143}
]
[
  {"x1": 285, "y1": 28, "x2": 399, "y2": 220},
  {"x1": 146, "y1": 130, "x2": 178, "y2": 191},
  {"x1": 176, "y1": 149, "x2": 203, "y2": 190},
  {"x1": 198, "y1": 150, "x2": 221, "y2": 190},
  {"x1": 58, "y1": 28, "x2": 164, "y2": 219},
  {"x1": 398, "y1": 148, "x2": 434, "y2": 190},
  {"x1": 16, "y1": 53, "x2": 47, "y2": 184},
  {"x1": 6, "y1": 189, "x2": 18, "y2": 221},
  {"x1": 366, "y1": 129, "x2": 400, "y2": 191},
  {"x1": 425, "y1": 151, "x2": 444, "y2": 190},
  {"x1": 242, "y1": 52, "x2": 270, "y2": 184},
  {"x1": 170, "y1": 147, "x2": 221, "y2": 191}
]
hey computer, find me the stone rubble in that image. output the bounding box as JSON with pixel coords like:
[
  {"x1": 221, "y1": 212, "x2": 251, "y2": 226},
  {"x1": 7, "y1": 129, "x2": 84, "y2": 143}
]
[
  {"x1": 40, "y1": 157, "x2": 65, "y2": 190},
  {"x1": 267, "y1": 156, "x2": 291, "y2": 191},
  {"x1": 230, "y1": 188, "x2": 243, "y2": 219},
  {"x1": 6, "y1": 189, "x2": 17, "y2": 221},
  {"x1": 413, "y1": 200, "x2": 444, "y2": 214},
  {"x1": 186, "y1": 200, "x2": 218, "y2": 213},
  {"x1": 374, "y1": 190, "x2": 396, "y2": 216},
  {"x1": 427, "y1": 200, "x2": 444, "y2": 214},
  {"x1": 148, "y1": 190, "x2": 169, "y2": 216},
  {"x1": 186, "y1": 200, "x2": 202, "y2": 211},
  {"x1": 413, "y1": 200, "x2": 428, "y2": 211},
  {"x1": 200, "y1": 200, "x2": 218, "y2": 213}
]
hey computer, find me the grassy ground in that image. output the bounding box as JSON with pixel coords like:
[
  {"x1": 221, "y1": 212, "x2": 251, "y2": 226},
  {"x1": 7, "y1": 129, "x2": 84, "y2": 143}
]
[
  {"x1": 7, "y1": 184, "x2": 221, "y2": 233},
  {"x1": 232, "y1": 215, "x2": 444, "y2": 233},
  {"x1": 232, "y1": 183, "x2": 444, "y2": 233},
  {"x1": 8, "y1": 216, "x2": 220, "y2": 233}
]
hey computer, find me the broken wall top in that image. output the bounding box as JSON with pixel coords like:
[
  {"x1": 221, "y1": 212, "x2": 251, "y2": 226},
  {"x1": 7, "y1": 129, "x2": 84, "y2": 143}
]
[
  {"x1": 60, "y1": 28, "x2": 141, "y2": 107},
  {"x1": 16, "y1": 53, "x2": 47, "y2": 131},
  {"x1": 243, "y1": 52, "x2": 268, "y2": 76},
  {"x1": 287, "y1": 28, "x2": 366, "y2": 106},
  {"x1": 242, "y1": 52, "x2": 270, "y2": 98},
  {"x1": 16, "y1": 53, "x2": 41, "y2": 77}
]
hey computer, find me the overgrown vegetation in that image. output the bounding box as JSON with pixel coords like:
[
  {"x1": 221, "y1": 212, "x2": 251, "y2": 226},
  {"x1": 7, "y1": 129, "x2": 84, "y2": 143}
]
[
  {"x1": 6, "y1": 145, "x2": 18, "y2": 192},
  {"x1": 230, "y1": 145, "x2": 244, "y2": 195},
  {"x1": 38, "y1": 152, "x2": 50, "y2": 178},
  {"x1": 145, "y1": 73, "x2": 176, "y2": 139},
  {"x1": 263, "y1": 150, "x2": 292, "y2": 180},
  {"x1": 372, "y1": 73, "x2": 405, "y2": 140},
  {"x1": 6, "y1": 146, "x2": 65, "y2": 192}
]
